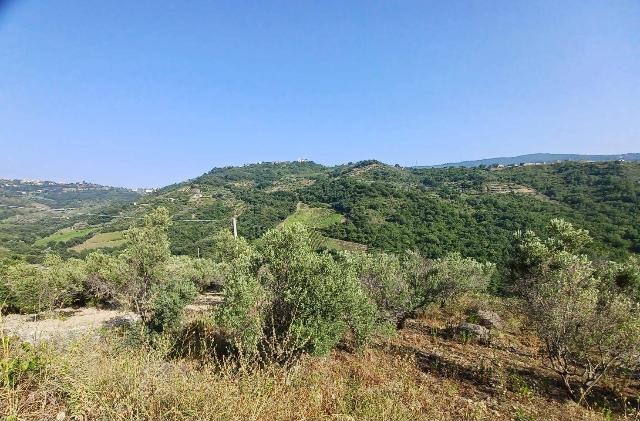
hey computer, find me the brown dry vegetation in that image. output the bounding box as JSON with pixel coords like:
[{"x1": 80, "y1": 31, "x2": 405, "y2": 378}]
[{"x1": 3, "y1": 295, "x2": 638, "y2": 421}]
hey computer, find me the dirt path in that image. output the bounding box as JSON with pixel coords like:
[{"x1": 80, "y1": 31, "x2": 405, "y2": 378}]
[
  {"x1": 1, "y1": 307, "x2": 138, "y2": 343},
  {"x1": 1, "y1": 293, "x2": 224, "y2": 343}
]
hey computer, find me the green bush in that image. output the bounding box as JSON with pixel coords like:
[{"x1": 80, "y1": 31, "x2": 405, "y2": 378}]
[
  {"x1": 147, "y1": 278, "x2": 198, "y2": 333},
  {"x1": 215, "y1": 224, "x2": 380, "y2": 359},
  {"x1": 165, "y1": 255, "x2": 217, "y2": 289},
  {"x1": 3, "y1": 255, "x2": 86, "y2": 313},
  {"x1": 214, "y1": 254, "x2": 266, "y2": 356},
  {"x1": 421, "y1": 252, "x2": 494, "y2": 305},
  {"x1": 0, "y1": 337, "x2": 45, "y2": 389},
  {"x1": 597, "y1": 255, "x2": 640, "y2": 302},
  {"x1": 84, "y1": 208, "x2": 198, "y2": 333},
  {"x1": 208, "y1": 229, "x2": 253, "y2": 264},
  {"x1": 347, "y1": 251, "x2": 413, "y2": 326},
  {"x1": 84, "y1": 251, "x2": 133, "y2": 305},
  {"x1": 514, "y1": 219, "x2": 640, "y2": 402}
]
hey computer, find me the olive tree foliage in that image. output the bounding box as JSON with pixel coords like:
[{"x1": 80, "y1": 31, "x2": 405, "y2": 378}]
[
  {"x1": 215, "y1": 223, "x2": 379, "y2": 359},
  {"x1": 422, "y1": 252, "x2": 495, "y2": 305},
  {"x1": 347, "y1": 252, "x2": 413, "y2": 327},
  {"x1": 165, "y1": 255, "x2": 217, "y2": 290},
  {"x1": 85, "y1": 208, "x2": 198, "y2": 333},
  {"x1": 1, "y1": 255, "x2": 86, "y2": 313},
  {"x1": 514, "y1": 219, "x2": 640, "y2": 402},
  {"x1": 208, "y1": 229, "x2": 253, "y2": 264},
  {"x1": 215, "y1": 224, "x2": 496, "y2": 359},
  {"x1": 343, "y1": 250, "x2": 494, "y2": 329},
  {"x1": 597, "y1": 255, "x2": 640, "y2": 303},
  {"x1": 214, "y1": 253, "x2": 266, "y2": 357}
]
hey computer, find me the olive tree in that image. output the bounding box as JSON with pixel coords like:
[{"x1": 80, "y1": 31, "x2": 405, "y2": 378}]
[
  {"x1": 86, "y1": 207, "x2": 197, "y2": 333},
  {"x1": 514, "y1": 219, "x2": 640, "y2": 402},
  {"x1": 215, "y1": 224, "x2": 379, "y2": 359},
  {"x1": 3, "y1": 255, "x2": 86, "y2": 313},
  {"x1": 346, "y1": 251, "x2": 413, "y2": 327},
  {"x1": 422, "y1": 252, "x2": 495, "y2": 305}
]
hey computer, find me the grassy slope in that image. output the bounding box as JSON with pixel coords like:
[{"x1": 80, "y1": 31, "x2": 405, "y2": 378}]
[
  {"x1": 279, "y1": 202, "x2": 367, "y2": 252},
  {"x1": 3, "y1": 297, "x2": 615, "y2": 421},
  {"x1": 34, "y1": 227, "x2": 96, "y2": 246},
  {"x1": 280, "y1": 202, "x2": 345, "y2": 229},
  {"x1": 70, "y1": 231, "x2": 126, "y2": 252}
]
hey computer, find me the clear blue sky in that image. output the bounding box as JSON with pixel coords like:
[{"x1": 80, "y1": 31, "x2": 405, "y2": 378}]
[{"x1": 1, "y1": 1, "x2": 638, "y2": 188}]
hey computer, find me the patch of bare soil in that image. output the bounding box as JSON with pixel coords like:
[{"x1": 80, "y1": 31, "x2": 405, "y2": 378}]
[
  {"x1": 1, "y1": 307, "x2": 139, "y2": 343},
  {"x1": 185, "y1": 292, "x2": 224, "y2": 314},
  {"x1": 2, "y1": 293, "x2": 224, "y2": 343}
]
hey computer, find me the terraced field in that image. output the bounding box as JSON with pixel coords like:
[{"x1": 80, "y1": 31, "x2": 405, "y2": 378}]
[
  {"x1": 70, "y1": 231, "x2": 126, "y2": 252},
  {"x1": 281, "y1": 203, "x2": 366, "y2": 252},
  {"x1": 34, "y1": 227, "x2": 96, "y2": 246},
  {"x1": 280, "y1": 202, "x2": 344, "y2": 229}
]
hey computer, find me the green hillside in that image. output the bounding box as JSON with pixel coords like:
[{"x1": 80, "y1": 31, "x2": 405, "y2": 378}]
[
  {"x1": 120, "y1": 160, "x2": 639, "y2": 270},
  {"x1": 0, "y1": 179, "x2": 139, "y2": 261},
  {"x1": 2, "y1": 160, "x2": 639, "y2": 272}
]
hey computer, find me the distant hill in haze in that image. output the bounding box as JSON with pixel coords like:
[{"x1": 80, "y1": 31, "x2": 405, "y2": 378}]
[
  {"x1": 425, "y1": 152, "x2": 640, "y2": 168},
  {"x1": 0, "y1": 179, "x2": 139, "y2": 260}
]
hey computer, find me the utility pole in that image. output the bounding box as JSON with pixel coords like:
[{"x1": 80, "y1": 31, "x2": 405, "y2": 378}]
[{"x1": 232, "y1": 217, "x2": 238, "y2": 239}]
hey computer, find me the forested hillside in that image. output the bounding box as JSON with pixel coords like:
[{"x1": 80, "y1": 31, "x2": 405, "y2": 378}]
[
  {"x1": 135, "y1": 160, "x2": 639, "y2": 270},
  {"x1": 2, "y1": 161, "x2": 638, "y2": 275}
]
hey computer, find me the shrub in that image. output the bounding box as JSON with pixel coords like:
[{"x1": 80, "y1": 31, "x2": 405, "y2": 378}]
[
  {"x1": 514, "y1": 219, "x2": 640, "y2": 402},
  {"x1": 597, "y1": 255, "x2": 640, "y2": 302},
  {"x1": 348, "y1": 251, "x2": 413, "y2": 326},
  {"x1": 208, "y1": 230, "x2": 253, "y2": 264},
  {"x1": 165, "y1": 255, "x2": 217, "y2": 290},
  {"x1": 214, "y1": 255, "x2": 267, "y2": 357},
  {"x1": 0, "y1": 336, "x2": 46, "y2": 389},
  {"x1": 147, "y1": 278, "x2": 198, "y2": 333},
  {"x1": 3, "y1": 255, "x2": 86, "y2": 313},
  {"x1": 84, "y1": 251, "x2": 134, "y2": 306},
  {"x1": 215, "y1": 224, "x2": 380, "y2": 359},
  {"x1": 421, "y1": 252, "x2": 494, "y2": 305},
  {"x1": 85, "y1": 208, "x2": 197, "y2": 333}
]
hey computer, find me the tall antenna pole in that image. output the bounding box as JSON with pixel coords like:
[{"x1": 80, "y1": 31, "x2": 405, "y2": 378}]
[{"x1": 232, "y1": 217, "x2": 238, "y2": 239}]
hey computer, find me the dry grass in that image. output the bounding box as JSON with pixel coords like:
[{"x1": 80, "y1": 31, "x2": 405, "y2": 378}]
[
  {"x1": 70, "y1": 231, "x2": 126, "y2": 252},
  {"x1": 2, "y1": 298, "x2": 638, "y2": 421}
]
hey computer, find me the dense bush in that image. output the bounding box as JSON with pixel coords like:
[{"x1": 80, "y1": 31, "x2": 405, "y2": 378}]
[
  {"x1": 421, "y1": 252, "x2": 495, "y2": 305},
  {"x1": 216, "y1": 224, "x2": 380, "y2": 359},
  {"x1": 597, "y1": 255, "x2": 640, "y2": 302},
  {"x1": 146, "y1": 278, "x2": 198, "y2": 333},
  {"x1": 2, "y1": 255, "x2": 86, "y2": 313},
  {"x1": 348, "y1": 251, "x2": 413, "y2": 326},
  {"x1": 208, "y1": 229, "x2": 253, "y2": 264},
  {"x1": 165, "y1": 255, "x2": 218, "y2": 290}
]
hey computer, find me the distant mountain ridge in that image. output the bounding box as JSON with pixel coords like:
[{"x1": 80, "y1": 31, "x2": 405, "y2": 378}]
[{"x1": 425, "y1": 153, "x2": 640, "y2": 168}]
